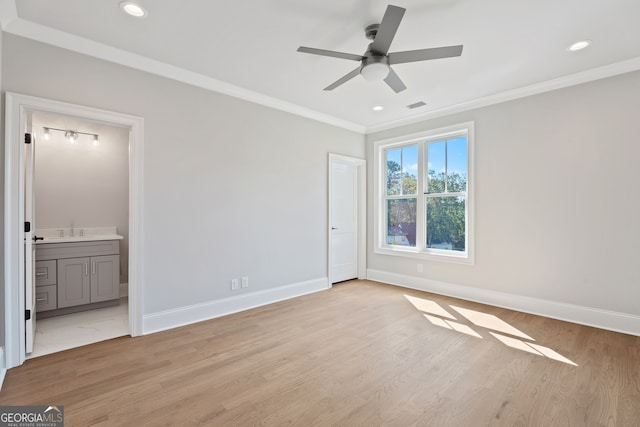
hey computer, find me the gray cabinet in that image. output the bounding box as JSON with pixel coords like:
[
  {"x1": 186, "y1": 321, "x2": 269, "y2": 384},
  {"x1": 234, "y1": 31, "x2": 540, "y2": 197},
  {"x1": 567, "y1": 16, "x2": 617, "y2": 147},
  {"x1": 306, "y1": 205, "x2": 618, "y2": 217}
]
[
  {"x1": 35, "y1": 260, "x2": 56, "y2": 286},
  {"x1": 36, "y1": 240, "x2": 120, "y2": 316},
  {"x1": 90, "y1": 255, "x2": 119, "y2": 303},
  {"x1": 35, "y1": 259, "x2": 58, "y2": 312},
  {"x1": 57, "y1": 257, "x2": 91, "y2": 308},
  {"x1": 35, "y1": 285, "x2": 57, "y2": 312},
  {"x1": 57, "y1": 255, "x2": 120, "y2": 308}
]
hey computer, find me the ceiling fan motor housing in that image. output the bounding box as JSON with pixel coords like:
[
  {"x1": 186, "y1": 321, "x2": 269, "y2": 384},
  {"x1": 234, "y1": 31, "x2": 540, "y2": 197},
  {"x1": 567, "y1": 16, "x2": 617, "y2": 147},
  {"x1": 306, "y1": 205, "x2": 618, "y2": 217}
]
[{"x1": 365, "y1": 23, "x2": 380, "y2": 41}]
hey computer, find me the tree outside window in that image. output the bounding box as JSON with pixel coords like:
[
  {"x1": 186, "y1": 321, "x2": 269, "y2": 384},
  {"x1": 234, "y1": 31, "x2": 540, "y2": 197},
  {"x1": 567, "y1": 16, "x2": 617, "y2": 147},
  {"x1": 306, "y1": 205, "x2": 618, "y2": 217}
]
[{"x1": 379, "y1": 126, "x2": 471, "y2": 261}]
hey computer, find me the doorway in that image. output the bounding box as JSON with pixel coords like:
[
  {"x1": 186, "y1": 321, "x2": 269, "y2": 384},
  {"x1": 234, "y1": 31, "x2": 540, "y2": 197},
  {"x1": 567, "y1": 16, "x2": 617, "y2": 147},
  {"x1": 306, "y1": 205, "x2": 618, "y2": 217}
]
[
  {"x1": 328, "y1": 154, "x2": 366, "y2": 285},
  {"x1": 4, "y1": 93, "x2": 144, "y2": 369},
  {"x1": 28, "y1": 112, "x2": 130, "y2": 358}
]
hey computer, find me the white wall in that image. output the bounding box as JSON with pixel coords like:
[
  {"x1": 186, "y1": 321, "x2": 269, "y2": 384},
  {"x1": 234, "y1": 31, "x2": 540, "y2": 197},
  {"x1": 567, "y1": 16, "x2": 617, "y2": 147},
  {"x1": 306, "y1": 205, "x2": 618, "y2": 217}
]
[
  {"x1": 1, "y1": 34, "x2": 365, "y2": 318},
  {"x1": 367, "y1": 71, "x2": 640, "y2": 319},
  {"x1": 33, "y1": 114, "x2": 129, "y2": 283}
]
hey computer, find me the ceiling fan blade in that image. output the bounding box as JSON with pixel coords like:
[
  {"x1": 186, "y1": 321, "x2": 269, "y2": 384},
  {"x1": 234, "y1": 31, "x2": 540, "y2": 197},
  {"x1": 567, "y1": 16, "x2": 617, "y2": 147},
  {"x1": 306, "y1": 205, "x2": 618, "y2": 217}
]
[
  {"x1": 297, "y1": 46, "x2": 364, "y2": 62},
  {"x1": 324, "y1": 67, "x2": 361, "y2": 91},
  {"x1": 384, "y1": 67, "x2": 407, "y2": 93},
  {"x1": 388, "y1": 45, "x2": 463, "y2": 65},
  {"x1": 370, "y1": 5, "x2": 406, "y2": 55}
]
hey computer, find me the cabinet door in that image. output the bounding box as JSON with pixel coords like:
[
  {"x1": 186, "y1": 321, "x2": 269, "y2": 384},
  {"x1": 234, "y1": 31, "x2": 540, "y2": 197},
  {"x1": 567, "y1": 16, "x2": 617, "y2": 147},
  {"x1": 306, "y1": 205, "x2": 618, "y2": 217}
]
[
  {"x1": 91, "y1": 255, "x2": 120, "y2": 303},
  {"x1": 58, "y1": 257, "x2": 91, "y2": 308}
]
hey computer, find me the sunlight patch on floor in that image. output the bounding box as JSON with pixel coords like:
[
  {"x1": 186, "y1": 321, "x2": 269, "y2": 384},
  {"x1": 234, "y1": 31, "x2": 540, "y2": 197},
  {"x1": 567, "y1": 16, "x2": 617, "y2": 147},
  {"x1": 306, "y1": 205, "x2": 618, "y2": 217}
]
[
  {"x1": 490, "y1": 332, "x2": 542, "y2": 356},
  {"x1": 527, "y1": 342, "x2": 578, "y2": 366},
  {"x1": 450, "y1": 305, "x2": 534, "y2": 340},
  {"x1": 404, "y1": 294, "x2": 456, "y2": 319},
  {"x1": 404, "y1": 294, "x2": 578, "y2": 366}
]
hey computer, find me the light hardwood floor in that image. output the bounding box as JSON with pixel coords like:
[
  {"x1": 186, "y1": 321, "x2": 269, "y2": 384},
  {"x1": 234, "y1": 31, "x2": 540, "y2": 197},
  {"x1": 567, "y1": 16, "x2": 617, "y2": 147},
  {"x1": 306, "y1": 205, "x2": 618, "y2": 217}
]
[{"x1": 1, "y1": 280, "x2": 639, "y2": 426}]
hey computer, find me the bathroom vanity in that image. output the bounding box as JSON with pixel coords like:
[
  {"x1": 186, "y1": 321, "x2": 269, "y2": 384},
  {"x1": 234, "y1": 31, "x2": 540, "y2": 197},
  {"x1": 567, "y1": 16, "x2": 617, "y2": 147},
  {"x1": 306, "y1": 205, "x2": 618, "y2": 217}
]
[{"x1": 35, "y1": 228, "x2": 123, "y2": 318}]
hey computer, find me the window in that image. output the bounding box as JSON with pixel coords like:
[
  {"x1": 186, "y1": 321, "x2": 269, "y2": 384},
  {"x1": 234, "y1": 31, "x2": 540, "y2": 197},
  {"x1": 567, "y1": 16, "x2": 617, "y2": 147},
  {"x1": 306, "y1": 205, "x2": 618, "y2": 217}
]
[
  {"x1": 376, "y1": 123, "x2": 473, "y2": 263},
  {"x1": 385, "y1": 145, "x2": 418, "y2": 247}
]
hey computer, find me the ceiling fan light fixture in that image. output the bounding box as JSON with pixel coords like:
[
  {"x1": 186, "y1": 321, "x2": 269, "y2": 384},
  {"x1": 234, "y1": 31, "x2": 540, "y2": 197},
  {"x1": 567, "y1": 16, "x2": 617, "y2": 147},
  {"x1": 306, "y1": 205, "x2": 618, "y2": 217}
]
[
  {"x1": 372, "y1": 105, "x2": 384, "y2": 111},
  {"x1": 361, "y1": 62, "x2": 390, "y2": 82},
  {"x1": 297, "y1": 5, "x2": 462, "y2": 93}
]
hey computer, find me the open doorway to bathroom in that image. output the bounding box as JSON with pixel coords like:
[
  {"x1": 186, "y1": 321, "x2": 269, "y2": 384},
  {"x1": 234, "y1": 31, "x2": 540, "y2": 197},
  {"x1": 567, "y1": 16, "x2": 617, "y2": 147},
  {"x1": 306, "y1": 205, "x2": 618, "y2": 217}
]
[
  {"x1": 4, "y1": 92, "x2": 143, "y2": 370},
  {"x1": 28, "y1": 112, "x2": 130, "y2": 358}
]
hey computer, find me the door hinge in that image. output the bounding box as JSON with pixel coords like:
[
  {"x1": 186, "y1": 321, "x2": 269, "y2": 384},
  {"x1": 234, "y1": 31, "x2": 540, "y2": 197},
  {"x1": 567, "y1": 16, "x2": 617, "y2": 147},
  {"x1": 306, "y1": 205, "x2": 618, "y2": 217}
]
[
  {"x1": 25, "y1": 221, "x2": 31, "y2": 232},
  {"x1": 25, "y1": 133, "x2": 32, "y2": 144},
  {"x1": 25, "y1": 309, "x2": 31, "y2": 321}
]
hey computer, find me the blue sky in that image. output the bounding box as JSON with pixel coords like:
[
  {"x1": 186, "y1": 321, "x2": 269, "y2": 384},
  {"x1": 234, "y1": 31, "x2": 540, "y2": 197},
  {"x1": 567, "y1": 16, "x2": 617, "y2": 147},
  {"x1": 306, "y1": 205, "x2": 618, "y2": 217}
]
[{"x1": 386, "y1": 136, "x2": 467, "y2": 179}]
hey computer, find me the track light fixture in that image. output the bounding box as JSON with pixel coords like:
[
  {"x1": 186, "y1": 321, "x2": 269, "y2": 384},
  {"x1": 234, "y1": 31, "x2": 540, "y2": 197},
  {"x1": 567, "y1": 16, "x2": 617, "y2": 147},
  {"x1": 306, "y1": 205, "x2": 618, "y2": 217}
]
[
  {"x1": 43, "y1": 127, "x2": 100, "y2": 145},
  {"x1": 65, "y1": 130, "x2": 78, "y2": 143}
]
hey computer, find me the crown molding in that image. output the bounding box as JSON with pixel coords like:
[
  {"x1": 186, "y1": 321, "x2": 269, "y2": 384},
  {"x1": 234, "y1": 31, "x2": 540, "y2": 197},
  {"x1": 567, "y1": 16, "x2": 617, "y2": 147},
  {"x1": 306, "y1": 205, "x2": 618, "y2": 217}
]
[
  {"x1": 0, "y1": 0, "x2": 17, "y2": 29},
  {"x1": 3, "y1": 17, "x2": 366, "y2": 134},
  {"x1": 366, "y1": 56, "x2": 640, "y2": 134},
  {"x1": 4, "y1": 4, "x2": 639, "y2": 137}
]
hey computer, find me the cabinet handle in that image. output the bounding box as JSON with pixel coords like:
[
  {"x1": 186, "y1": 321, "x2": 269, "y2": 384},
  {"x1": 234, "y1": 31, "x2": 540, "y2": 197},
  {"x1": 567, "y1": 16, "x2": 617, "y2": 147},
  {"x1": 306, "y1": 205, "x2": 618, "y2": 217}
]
[
  {"x1": 36, "y1": 297, "x2": 47, "y2": 302},
  {"x1": 85, "y1": 262, "x2": 88, "y2": 276},
  {"x1": 92, "y1": 262, "x2": 96, "y2": 275},
  {"x1": 36, "y1": 272, "x2": 47, "y2": 277}
]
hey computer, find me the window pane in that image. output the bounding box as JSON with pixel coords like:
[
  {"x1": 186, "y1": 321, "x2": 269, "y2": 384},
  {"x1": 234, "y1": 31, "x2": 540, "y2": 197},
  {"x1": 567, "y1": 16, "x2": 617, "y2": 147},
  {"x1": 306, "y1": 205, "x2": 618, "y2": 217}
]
[
  {"x1": 401, "y1": 145, "x2": 418, "y2": 195},
  {"x1": 426, "y1": 196, "x2": 465, "y2": 252},
  {"x1": 387, "y1": 145, "x2": 418, "y2": 196},
  {"x1": 387, "y1": 198, "x2": 417, "y2": 247},
  {"x1": 447, "y1": 136, "x2": 467, "y2": 192},
  {"x1": 386, "y1": 148, "x2": 401, "y2": 195},
  {"x1": 427, "y1": 141, "x2": 445, "y2": 193}
]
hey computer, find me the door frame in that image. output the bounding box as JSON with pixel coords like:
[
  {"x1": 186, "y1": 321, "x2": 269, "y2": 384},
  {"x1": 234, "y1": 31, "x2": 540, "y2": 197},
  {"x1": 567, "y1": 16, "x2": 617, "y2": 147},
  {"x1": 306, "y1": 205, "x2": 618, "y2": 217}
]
[
  {"x1": 3, "y1": 92, "x2": 145, "y2": 369},
  {"x1": 328, "y1": 153, "x2": 366, "y2": 285}
]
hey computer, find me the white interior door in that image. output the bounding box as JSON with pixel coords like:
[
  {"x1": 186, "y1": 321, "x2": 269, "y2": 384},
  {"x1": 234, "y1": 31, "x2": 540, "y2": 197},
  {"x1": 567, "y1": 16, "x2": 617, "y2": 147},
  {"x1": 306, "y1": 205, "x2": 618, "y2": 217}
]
[
  {"x1": 330, "y1": 157, "x2": 359, "y2": 283},
  {"x1": 24, "y1": 112, "x2": 36, "y2": 354}
]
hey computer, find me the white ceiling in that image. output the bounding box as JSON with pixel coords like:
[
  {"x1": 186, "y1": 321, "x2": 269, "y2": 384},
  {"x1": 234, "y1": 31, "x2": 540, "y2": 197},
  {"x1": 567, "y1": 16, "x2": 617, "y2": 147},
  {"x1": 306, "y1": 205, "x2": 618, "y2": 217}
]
[{"x1": 3, "y1": 0, "x2": 640, "y2": 133}]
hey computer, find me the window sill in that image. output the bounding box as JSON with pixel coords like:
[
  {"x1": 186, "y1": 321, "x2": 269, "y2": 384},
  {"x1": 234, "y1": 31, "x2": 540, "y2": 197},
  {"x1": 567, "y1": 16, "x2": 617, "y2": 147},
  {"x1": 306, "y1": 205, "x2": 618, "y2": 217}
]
[{"x1": 374, "y1": 246, "x2": 474, "y2": 265}]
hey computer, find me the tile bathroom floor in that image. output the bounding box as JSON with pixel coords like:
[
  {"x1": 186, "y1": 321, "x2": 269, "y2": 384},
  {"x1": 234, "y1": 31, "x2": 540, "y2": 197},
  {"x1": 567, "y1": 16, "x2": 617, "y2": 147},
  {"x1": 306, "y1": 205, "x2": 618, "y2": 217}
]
[{"x1": 28, "y1": 298, "x2": 129, "y2": 359}]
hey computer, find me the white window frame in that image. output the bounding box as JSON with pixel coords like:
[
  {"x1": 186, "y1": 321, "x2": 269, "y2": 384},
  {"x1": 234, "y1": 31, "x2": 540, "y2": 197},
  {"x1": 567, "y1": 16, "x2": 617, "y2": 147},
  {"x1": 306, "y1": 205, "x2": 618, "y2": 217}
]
[{"x1": 374, "y1": 121, "x2": 474, "y2": 264}]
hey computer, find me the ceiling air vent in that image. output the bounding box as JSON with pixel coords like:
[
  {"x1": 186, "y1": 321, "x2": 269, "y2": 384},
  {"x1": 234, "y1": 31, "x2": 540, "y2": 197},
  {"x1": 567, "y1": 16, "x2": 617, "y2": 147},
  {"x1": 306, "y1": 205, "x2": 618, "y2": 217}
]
[{"x1": 407, "y1": 101, "x2": 427, "y2": 109}]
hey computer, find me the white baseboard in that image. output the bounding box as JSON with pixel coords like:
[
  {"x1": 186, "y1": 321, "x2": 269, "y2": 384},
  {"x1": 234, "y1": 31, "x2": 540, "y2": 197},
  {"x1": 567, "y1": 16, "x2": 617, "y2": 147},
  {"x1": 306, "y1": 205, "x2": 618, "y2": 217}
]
[
  {"x1": 119, "y1": 282, "x2": 128, "y2": 298},
  {"x1": 367, "y1": 269, "x2": 640, "y2": 336},
  {"x1": 143, "y1": 277, "x2": 329, "y2": 334}
]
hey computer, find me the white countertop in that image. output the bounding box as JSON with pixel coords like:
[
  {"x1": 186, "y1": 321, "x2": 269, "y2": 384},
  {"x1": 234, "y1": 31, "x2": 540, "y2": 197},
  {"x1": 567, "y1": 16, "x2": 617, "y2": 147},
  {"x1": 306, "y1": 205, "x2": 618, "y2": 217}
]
[
  {"x1": 36, "y1": 234, "x2": 123, "y2": 244},
  {"x1": 34, "y1": 226, "x2": 123, "y2": 244}
]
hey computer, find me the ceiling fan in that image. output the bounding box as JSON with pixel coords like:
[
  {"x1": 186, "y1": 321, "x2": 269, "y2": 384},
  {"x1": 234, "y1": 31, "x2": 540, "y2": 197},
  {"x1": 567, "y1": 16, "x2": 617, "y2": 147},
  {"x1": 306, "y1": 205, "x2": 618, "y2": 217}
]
[{"x1": 297, "y1": 4, "x2": 463, "y2": 93}]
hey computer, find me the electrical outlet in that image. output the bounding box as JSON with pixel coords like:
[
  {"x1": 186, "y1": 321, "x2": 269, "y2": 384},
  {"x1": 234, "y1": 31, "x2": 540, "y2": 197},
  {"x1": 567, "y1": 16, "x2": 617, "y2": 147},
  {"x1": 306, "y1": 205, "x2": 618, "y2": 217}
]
[
  {"x1": 417, "y1": 263, "x2": 423, "y2": 273},
  {"x1": 241, "y1": 276, "x2": 249, "y2": 288},
  {"x1": 231, "y1": 278, "x2": 239, "y2": 290}
]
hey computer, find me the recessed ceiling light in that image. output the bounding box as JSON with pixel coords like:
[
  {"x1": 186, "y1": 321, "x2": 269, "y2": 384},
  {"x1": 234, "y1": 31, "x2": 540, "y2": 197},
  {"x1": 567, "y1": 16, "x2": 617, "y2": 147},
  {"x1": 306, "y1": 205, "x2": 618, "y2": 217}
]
[
  {"x1": 120, "y1": 2, "x2": 147, "y2": 18},
  {"x1": 373, "y1": 105, "x2": 384, "y2": 111},
  {"x1": 567, "y1": 40, "x2": 591, "y2": 52}
]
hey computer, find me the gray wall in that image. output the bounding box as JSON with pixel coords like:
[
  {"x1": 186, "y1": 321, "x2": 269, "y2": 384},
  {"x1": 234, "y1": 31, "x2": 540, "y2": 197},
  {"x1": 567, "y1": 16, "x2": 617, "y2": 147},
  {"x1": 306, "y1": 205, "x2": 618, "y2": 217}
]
[
  {"x1": 367, "y1": 70, "x2": 640, "y2": 316},
  {"x1": 33, "y1": 115, "x2": 129, "y2": 283},
  {"x1": 2, "y1": 33, "x2": 365, "y2": 317},
  {"x1": 0, "y1": 29, "x2": 4, "y2": 348}
]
